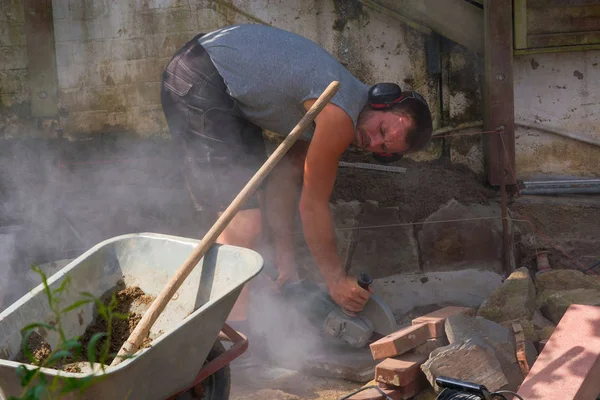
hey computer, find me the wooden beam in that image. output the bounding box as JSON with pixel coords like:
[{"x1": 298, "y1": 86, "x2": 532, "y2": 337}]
[
  {"x1": 483, "y1": 0, "x2": 516, "y2": 186},
  {"x1": 23, "y1": 0, "x2": 58, "y2": 117},
  {"x1": 368, "y1": 0, "x2": 484, "y2": 54},
  {"x1": 513, "y1": 0, "x2": 528, "y2": 49}
]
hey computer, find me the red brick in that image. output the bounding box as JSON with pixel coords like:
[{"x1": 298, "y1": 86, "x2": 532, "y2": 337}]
[
  {"x1": 375, "y1": 352, "x2": 428, "y2": 387},
  {"x1": 411, "y1": 306, "x2": 474, "y2": 337},
  {"x1": 517, "y1": 304, "x2": 600, "y2": 400},
  {"x1": 370, "y1": 323, "x2": 432, "y2": 360},
  {"x1": 378, "y1": 374, "x2": 430, "y2": 399}
]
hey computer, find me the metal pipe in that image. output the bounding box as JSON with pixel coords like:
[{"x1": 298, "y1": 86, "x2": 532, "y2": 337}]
[
  {"x1": 520, "y1": 186, "x2": 600, "y2": 195},
  {"x1": 521, "y1": 179, "x2": 600, "y2": 195},
  {"x1": 432, "y1": 120, "x2": 600, "y2": 149},
  {"x1": 522, "y1": 179, "x2": 600, "y2": 188}
]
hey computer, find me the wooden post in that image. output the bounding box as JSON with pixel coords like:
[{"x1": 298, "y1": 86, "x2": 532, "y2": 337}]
[{"x1": 484, "y1": 0, "x2": 516, "y2": 275}]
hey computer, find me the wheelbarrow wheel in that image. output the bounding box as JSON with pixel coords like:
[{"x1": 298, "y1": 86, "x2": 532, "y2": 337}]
[{"x1": 192, "y1": 340, "x2": 231, "y2": 400}]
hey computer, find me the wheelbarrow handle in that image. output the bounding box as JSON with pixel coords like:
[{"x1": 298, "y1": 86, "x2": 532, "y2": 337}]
[{"x1": 110, "y1": 81, "x2": 341, "y2": 366}]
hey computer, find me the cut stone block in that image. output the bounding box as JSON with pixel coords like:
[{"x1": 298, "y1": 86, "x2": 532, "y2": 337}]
[
  {"x1": 375, "y1": 352, "x2": 428, "y2": 387},
  {"x1": 421, "y1": 339, "x2": 508, "y2": 392},
  {"x1": 535, "y1": 269, "x2": 600, "y2": 292},
  {"x1": 444, "y1": 314, "x2": 528, "y2": 390},
  {"x1": 412, "y1": 306, "x2": 474, "y2": 337},
  {"x1": 517, "y1": 305, "x2": 600, "y2": 400},
  {"x1": 418, "y1": 199, "x2": 504, "y2": 273},
  {"x1": 348, "y1": 201, "x2": 420, "y2": 278},
  {"x1": 477, "y1": 267, "x2": 536, "y2": 322},
  {"x1": 539, "y1": 288, "x2": 600, "y2": 324},
  {"x1": 370, "y1": 324, "x2": 432, "y2": 360},
  {"x1": 414, "y1": 337, "x2": 450, "y2": 356}
]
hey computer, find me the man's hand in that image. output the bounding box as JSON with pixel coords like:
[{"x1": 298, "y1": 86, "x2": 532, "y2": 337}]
[
  {"x1": 274, "y1": 264, "x2": 299, "y2": 288},
  {"x1": 328, "y1": 275, "x2": 371, "y2": 313}
]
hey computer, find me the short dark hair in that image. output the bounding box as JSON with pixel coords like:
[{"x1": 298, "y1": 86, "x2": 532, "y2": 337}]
[{"x1": 388, "y1": 98, "x2": 433, "y2": 152}]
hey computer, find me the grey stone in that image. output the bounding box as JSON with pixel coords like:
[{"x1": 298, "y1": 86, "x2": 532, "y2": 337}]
[
  {"x1": 444, "y1": 314, "x2": 529, "y2": 391},
  {"x1": 421, "y1": 339, "x2": 508, "y2": 392},
  {"x1": 535, "y1": 269, "x2": 600, "y2": 292},
  {"x1": 539, "y1": 288, "x2": 600, "y2": 325},
  {"x1": 348, "y1": 201, "x2": 420, "y2": 278},
  {"x1": 414, "y1": 337, "x2": 450, "y2": 355},
  {"x1": 477, "y1": 267, "x2": 536, "y2": 323},
  {"x1": 418, "y1": 199, "x2": 505, "y2": 273}
]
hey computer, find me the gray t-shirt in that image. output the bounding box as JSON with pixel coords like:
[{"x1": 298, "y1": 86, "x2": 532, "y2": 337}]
[{"x1": 199, "y1": 24, "x2": 369, "y2": 141}]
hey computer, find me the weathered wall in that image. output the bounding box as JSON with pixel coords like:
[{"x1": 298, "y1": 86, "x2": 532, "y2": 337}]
[
  {"x1": 1, "y1": 0, "x2": 599, "y2": 178},
  {"x1": 47, "y1": 0, "x2": 439, "y2": 138},
  {"x1": 0, "y1": 0, "x2": 29, "y2": 125},
  {"x1": 514, "y1": 51, "x2": 600, "y2": 179}
]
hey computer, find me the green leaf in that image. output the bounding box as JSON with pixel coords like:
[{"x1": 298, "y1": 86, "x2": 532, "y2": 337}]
[
  {"x1": 32, "y1": 380, "x2": 48, "y2": 399},
  {"x1": 21, "y1": 330, "x2": 38, "y2": 364},
  {"x1": 112, "y1": 312, "x2": 129, "y2": 320},
  {"x1": 46, "y1": 350, "x2": 73, "y2": 366},
  {"x1": 87, "y1": 333, "x2": 107, "y2": 366},
  {"x1": 53, "y1": 275, "x2": 71, "y2": 295},
  {"x1": 61, "y1": 339, "x2": 83, "y2": 351},
  {"x1": 61, "y1": 299, "x2": 93, "y2": 313},
  {"x1": 16, "y1": 364, "x2": 38, "y2": 387},
  {"x1": 20, "y1": 323, "x2": 55, "y2": 335},
  {"x1": 32, "y1": 266, "x2": 53, "y2": 308}
]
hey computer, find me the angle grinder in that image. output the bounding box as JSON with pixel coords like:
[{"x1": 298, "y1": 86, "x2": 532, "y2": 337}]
[{"x1": 279, "y1": 273, "x2": 397, "y2": 348}]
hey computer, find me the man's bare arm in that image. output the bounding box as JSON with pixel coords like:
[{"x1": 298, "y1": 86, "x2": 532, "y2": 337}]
[{"x1": 298, "y1": 101, "x2": 370, "y2": 312}]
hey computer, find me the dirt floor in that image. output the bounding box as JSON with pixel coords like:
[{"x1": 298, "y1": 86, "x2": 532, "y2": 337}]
[
  {"x1": 14, "y1": 283, "x2": 155, "y2": 369},
  {"x1": 230, "y1": 372, "x2": 361, "y2": 400},
  {"x1": 79, "y1": 283, "x2": 155, "y2": 365},
  {"x1": 335, "y1": 149, "x2": 496, "y2": 221}
]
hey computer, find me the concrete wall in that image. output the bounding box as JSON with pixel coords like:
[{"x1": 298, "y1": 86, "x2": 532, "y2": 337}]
[
  {"x1": 0, "y1": 0, "x2": 29, "y2": 121},
  {"x1": 0, "y1": 0, "x2": 599, "y2": 178},
  {"x1": 48, "y1": 0, "x2": 440, "y2": 139}
]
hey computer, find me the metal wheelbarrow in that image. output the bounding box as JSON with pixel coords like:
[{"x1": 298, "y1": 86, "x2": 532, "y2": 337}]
[{"x1": 0, "y1": 232, "x2": 263, "y2": 399}]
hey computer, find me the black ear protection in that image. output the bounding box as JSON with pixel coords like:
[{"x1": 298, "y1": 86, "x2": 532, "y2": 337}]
[{"x1": 367, "y1": 83, "x2": 428, "y2": 163}]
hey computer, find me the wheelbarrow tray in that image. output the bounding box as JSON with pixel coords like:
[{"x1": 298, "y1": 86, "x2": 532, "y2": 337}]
[{"x1": 0, "y1": 233, "x2": 263, "y2": 399}]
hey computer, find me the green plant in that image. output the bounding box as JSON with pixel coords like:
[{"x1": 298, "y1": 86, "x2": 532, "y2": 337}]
[{"x1": 11, "y1": 266, "x2": 130, "y2": 400}]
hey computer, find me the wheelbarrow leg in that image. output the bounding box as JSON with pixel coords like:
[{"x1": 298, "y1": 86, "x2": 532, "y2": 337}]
[{"x1": 166, "y1": 323, "x2": 248, "y2": 399}]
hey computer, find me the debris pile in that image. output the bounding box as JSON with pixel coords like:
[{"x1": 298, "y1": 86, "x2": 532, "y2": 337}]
[{"x1": 346, "y1": 266, "x2": 600, "y2": 399}]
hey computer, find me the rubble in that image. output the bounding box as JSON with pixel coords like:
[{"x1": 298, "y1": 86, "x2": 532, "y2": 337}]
[
  {"x1": 534, "y1": 268, "x2": 600, "y2": 292},
  {"x1": 421, "y1": 339, "x2": 508, "y2": 392},
  {"x1": 477, "y1": 267, "x2": 536, "y2": 323},
  {"x1": 538, "y1": 288, "x2": 600, "y2": 324}
]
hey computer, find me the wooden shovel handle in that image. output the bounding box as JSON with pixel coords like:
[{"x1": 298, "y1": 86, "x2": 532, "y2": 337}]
[{"x1": 110, "y1": 81, "x2": 340, "y2": 366}]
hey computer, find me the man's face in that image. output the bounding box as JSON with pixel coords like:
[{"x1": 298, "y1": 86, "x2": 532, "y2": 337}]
[{"x1": 355, "y1": 111, "x2": 413, "y2": 153}]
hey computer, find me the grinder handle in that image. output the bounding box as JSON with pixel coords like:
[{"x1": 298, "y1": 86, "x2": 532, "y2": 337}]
[{"x1": 357, "y1": 272, "x2": 373, "y2": 290}]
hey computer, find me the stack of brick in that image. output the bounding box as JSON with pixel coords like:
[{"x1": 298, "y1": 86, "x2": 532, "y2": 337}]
[{"x1": 346, "y1": 306, "x2": 474, "y2": 400}]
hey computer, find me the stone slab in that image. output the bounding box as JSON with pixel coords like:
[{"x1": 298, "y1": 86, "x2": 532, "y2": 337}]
[
  {"x1": 421, "y1": 339, "x2": 508, "y2": 392},
  {"x1": 539, "y1": 288, "x2": 600, "y2": 325},
  {"x1": 417, "y1": 199, "x2": 504, "y2": 273},
  {"x1": 517, "y1": 305, "x2": 600, "y2": 400},
  {"x1": 349, "y1": 201, "x2": 420, "y2": 278}
]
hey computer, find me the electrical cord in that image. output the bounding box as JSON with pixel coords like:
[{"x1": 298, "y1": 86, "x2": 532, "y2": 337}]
[{"x1": 338, "y1": 385, "x2": 394, "y2": 400}]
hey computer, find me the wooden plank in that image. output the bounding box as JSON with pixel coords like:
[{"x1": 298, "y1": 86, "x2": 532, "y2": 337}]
[
  {"x1": 23, "y1": 0, "x2": 58, "y2": 117},
  {"x1": 370, "y1": 0, "x2": 484, "y2": 54},
  {"x1": 527, "y1": 5, "x2": 600, "y2": 35},
  {"x1": 527, "y1": 0, "x2": 600, "y2": 7},
  {"x1": 514, "y1": 42, "x2": 600, "y2": 54},
  {"x1": 483, "y1": 0, "x2": 516, "y2": 186},
  {"x1": 528, "y1": 31, "x2": 600, "y2": 47},
  {"x1": 514, "y1": 0, "x2": 528, "y2": 49}
]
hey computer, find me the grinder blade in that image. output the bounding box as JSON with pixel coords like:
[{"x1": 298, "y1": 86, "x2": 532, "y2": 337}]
[{"x1": 358, "y1": 293, "x2": 397, "y2": 338}]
